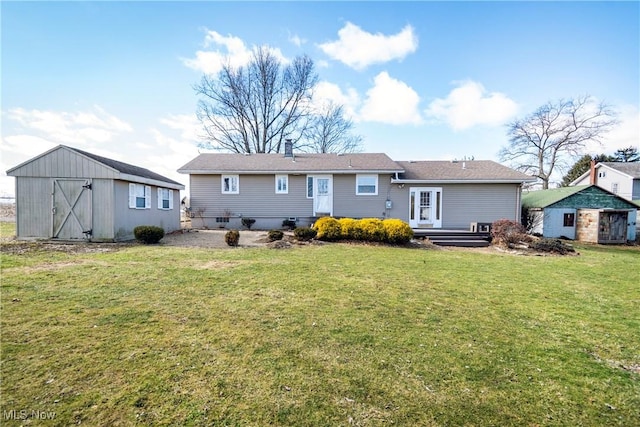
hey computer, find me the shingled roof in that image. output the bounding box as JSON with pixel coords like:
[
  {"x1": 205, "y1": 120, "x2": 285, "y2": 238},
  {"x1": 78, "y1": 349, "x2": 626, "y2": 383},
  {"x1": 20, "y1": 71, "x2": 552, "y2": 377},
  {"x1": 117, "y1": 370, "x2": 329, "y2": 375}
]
[
  {"x1": 599, "y1": 162, "x2": 640, "y2": 179},
  {"x1": 68, "y1": 146, "x2": 183, "y2": 186},
  {"x1": 178, "y1": 152, "x2": 404, "y2": 174},
  {"x1": 395, "y1": 160, "x2": 536, "y2": 183}
]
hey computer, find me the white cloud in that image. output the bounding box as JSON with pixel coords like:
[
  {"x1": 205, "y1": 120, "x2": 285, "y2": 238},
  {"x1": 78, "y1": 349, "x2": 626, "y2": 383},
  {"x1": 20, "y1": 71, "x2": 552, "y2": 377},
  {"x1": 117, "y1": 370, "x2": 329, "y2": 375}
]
[
  {"x1": 2, "y1": 135, "x2": 57, "y2": 158},
  {"x1": 588, "y1": 104, "x2": 640, "y2": 155},
  {"x1": 359, "y1": 72, "x2": 422, "y2": 125},
  {"x1": 5, "y1": 106, "x2": 132, "y2": 145},
  {"x1": 288, "y1": 33, "x2": 306, "y2": 47},
  {"x1": 158, "y1": 114, "x2": 202, "y2": 142},
  {"x1": 318, "y1": 22, "x2": 418, "y2": 70},
  {"x1": 182, "y1": 29, "x2": 288, "y2": 75},
  {"x1": 312, "y1": 81, "x2": 360, "y2": 119},
  {"x1": 425, "y1": 80, "x2": 518, "y2": 131}
]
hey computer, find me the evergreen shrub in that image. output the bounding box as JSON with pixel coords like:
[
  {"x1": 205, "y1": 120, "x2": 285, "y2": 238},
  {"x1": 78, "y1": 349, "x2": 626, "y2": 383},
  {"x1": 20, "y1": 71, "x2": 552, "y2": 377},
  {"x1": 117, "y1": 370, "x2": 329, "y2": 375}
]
[{"x1": 133, "y1": 225, "x2": 165, "y2": 244}]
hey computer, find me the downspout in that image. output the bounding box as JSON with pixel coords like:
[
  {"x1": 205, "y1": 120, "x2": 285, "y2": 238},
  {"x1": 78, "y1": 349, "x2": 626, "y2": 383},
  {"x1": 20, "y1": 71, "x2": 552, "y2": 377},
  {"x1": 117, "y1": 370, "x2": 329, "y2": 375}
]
[{"x1": 516, "y1": 184, "x2": 522, "y2": 223}]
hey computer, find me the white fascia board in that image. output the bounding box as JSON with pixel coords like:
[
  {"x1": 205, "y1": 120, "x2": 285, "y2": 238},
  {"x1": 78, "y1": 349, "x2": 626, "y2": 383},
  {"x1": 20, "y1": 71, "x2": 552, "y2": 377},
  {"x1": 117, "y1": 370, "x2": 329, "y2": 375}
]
[
  {"x1": 392, "y1": 178, "x2": 537, "y2": 184},
  {"x1": 180, "y1": 169, "x2": 404, "y2": 175},
  {"x1": 120, "y1": 173, "x2": 185, "y2": 190}
]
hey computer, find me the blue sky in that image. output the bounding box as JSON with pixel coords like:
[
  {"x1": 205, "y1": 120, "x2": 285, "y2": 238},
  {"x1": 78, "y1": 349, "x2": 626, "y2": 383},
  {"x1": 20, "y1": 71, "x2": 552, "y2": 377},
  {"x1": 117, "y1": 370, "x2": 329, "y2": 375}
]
[{"x1": 2, "y1": 1, "x2": 638, "y2": 196}]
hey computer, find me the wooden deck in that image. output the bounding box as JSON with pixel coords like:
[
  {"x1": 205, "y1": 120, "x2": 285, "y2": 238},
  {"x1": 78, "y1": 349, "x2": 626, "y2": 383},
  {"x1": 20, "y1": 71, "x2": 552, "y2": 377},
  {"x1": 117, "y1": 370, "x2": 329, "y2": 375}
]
[{"x1": 413, "y1": 229, "x2": 491, "y2": 247}]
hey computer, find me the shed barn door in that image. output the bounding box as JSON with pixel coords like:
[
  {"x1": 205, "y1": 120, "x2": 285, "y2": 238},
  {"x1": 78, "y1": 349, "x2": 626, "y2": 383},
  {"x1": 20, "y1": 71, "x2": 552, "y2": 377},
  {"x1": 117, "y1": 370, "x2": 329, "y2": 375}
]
[
  {"x1": 598, "y1": 211, "x2": 628, "y2": 244},
  {"x1": 52, "y1": 179, "x2": 93, "y2": 240}
]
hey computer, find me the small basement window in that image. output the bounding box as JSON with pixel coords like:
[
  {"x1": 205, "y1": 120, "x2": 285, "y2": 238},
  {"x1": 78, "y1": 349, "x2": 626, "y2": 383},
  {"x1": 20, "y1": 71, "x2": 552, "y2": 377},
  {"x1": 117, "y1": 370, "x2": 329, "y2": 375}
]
[{"x1": 563, "y1": 212, "x2": 575, "y2": 227}]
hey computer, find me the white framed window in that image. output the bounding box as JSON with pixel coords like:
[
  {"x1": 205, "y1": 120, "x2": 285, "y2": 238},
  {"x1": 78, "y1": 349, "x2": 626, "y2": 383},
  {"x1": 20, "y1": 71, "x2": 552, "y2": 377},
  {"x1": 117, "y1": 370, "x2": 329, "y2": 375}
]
[
  {"x1": 356, "y1": 174, "x2": 378, "y2": 195},
  {"x1": 221, "y1": 175, "x2": 239, "y2": 194},
  {"x1": 598, "y1": 171, "x2": 606, "y2": 178},
  {"x1": 306, "y1": 175, "x2": 314, "y2": 198},
  {"x1": 611, "y1": 183, "x2": 619, "y2": 194},
  {"x1": 275, "y1": 175, "x2": 288, "y2": 194},
  {"x1": 128, "y1": 183, "x2": 151, "y2": 209},
  {"x1": 157, "y1": 188, "x2": 174, "y2": 210}
]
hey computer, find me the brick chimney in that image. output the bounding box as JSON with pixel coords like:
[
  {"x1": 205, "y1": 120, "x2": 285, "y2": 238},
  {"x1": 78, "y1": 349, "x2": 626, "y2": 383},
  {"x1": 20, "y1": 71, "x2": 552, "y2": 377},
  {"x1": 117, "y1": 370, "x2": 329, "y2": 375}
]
[{"x1": 589, "y1": 159, "x2": 597, "y2": 185}]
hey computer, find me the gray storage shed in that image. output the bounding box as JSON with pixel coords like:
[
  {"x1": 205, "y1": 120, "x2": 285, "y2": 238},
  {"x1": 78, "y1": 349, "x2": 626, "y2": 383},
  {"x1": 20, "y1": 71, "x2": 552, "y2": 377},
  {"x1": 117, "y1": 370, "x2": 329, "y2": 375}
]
[{"x1": 6, "y1": 145, "x2": 184, "y2": 241}]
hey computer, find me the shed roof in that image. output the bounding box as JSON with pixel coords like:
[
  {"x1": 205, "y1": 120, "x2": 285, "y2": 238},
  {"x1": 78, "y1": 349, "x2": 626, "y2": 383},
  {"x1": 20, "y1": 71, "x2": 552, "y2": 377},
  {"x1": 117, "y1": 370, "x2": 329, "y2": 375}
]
[
  {"x1": 522, "y1": 185, "x2": 638, "y2": 209},
  {"x1": 6, "y1": 145, "x2": 184, "y2": 189},
  {"x1": 178, "y1": 152, "x2": 404, "y2": 174},
  {"x1": 396, "y1": 160, "x2": 535, "y2": 183},
  {"x1": 68, "y1": 146, "x2": 183, "y2": 186}
]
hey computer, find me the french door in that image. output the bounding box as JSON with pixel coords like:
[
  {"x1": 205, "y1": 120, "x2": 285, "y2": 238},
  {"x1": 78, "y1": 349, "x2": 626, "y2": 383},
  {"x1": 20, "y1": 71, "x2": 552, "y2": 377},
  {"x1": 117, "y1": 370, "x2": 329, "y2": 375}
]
[{"x1": 409, "y1": 187, "x2": 442, "y2": 228}]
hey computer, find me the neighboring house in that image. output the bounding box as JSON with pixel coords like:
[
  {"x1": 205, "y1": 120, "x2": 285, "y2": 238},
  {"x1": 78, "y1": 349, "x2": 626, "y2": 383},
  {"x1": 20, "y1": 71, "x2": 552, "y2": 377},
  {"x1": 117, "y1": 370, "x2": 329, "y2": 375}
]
[
  {"x1": 177, "y1": 143, "x2": 535, "y2": 230},
  {"x1": 521, "y1": 185, "x2": 637, "y2": 243},
  {"x1": 6, "y1": 145, "x2": 184, "y2": 241},
  {"x1": 571, "y1": 161, "x2": 640, "y2": 202}
]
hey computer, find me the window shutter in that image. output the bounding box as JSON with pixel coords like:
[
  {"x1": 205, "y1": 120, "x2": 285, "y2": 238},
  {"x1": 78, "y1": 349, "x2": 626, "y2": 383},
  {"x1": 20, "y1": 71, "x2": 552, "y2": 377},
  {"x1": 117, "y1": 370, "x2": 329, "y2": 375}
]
[
  {"x1": 129, "y1": 183, "x2": 136, "y2": 208},
  {"x1": 145, "y1": 186, "x2": 151, "y2": 209},
  {"x1": 169, "y1": 190, "x2": 174, "y2": 210},
  {"x1": 157, "y1": 188, "x2": 163, "y2": 209}
]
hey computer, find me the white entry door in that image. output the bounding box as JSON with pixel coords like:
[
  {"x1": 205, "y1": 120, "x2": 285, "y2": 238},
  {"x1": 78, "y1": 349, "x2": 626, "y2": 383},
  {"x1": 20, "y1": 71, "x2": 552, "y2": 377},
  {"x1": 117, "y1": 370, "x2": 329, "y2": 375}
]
[
  {"x1": 409, "y1": 187, "x2": 442, "y2": 228},
  {"x1": 313, "y1": 175, "x2": 333, "y2": 216}
]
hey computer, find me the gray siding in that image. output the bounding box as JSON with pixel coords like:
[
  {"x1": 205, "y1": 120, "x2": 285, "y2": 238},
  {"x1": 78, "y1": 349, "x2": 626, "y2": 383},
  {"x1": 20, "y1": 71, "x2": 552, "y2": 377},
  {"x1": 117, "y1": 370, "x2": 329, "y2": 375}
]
[
  {"x1": 9, "y1": 147, "x2": 118, "y2": 179},
  {"x1": 91, "y1": 179, "x2": 115, "y2": 241},
  {"x1": 188, "y1": 174, "x2": 522, "y2": 229},
  {"x1": 189, "y1": 174, "x2": 313, "y2": 227},
  {"x1": 113, "y1": 180, "x2": 181, "y2": 240},
  {"x1": 440, "y1": 184, "x2": 521, "y2": 229},
  {"x1": 633, "y1": 180, "x2": 640, "y2": 200},
  {"x1": 333, "y1": 174, "x2": 396, "y2": 218},
  {"x1": 15, "y1": 177, "x2": 52, "y2": 238}
]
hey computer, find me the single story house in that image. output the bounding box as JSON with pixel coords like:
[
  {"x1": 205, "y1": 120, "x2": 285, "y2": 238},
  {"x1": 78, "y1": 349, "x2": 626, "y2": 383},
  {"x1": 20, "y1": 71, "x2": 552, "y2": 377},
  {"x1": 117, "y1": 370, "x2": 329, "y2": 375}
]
[
  {"x1": 6, "y1": 145, "x2": 184, "y2": 241},
  {"x1": 571, "y1": 161, "x2": 640, "y2": 202},
  {"x1": 177, "y1": 143, "x2": 535, "y2": 230},
  {"x1": 521, "y1": 185, "x2": 637, "y2": 244}
]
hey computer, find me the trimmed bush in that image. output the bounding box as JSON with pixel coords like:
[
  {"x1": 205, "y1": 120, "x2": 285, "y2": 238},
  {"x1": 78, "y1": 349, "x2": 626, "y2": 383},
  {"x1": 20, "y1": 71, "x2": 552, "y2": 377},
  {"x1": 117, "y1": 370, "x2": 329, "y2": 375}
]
[
  {"x1": 383, "y1": 219, "x2": 414, "y2": 244},
  {"x1": 491, "y1": 219, "x2": 528, "y2": 247},
  {"x1": 241, "y1": 218, "x2": 256, "y2": 230},
  {"x1": 338, "y1": 218, "x2": 362, "y2": 240},
  {"x1": 313, "y1": 217, "x2": 342, "y2": 241},
  {"x1": 133, "y1": 225, "x2": 165, "y2": 244},
  {"x1": 294, "y1": 227, "x2": 317, "y2": 242},
  {"x1": 529, "y1": 238, "x2": 575, "y2": 254},
  {"x1": 282, "y1": 219, "x2": 297, "y2": 230},
  {"x1": 358, "y1": 218, "x2": 386, "y2": 242},
  {"x1": 224, "y1": 229, "x2": 240, "y2": 247},
  {"x1": 267, "y1": 229, "x2": 284, "y2": 242}
]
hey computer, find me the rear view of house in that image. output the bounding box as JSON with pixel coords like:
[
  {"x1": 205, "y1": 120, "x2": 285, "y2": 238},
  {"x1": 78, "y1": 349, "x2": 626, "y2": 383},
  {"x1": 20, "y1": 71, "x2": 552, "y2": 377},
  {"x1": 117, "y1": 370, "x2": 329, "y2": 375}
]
[
  {"x1": 178, "y1": 145, "x2": 535, "y2": 231},
  {"x1": 6, "y1": 145, "x2": 184, "y2": 241}
]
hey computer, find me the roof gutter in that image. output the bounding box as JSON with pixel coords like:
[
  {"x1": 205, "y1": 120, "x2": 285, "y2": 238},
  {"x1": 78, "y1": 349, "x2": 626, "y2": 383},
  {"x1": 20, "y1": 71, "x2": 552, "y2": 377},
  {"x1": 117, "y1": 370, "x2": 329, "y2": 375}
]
[
  {"x1": 179, "y1": 169, "x2": 405, "y2": 175},
  {"x1": 120, "y1": 173, "x2": 185, "y2": 190},
  {"x1": 391, "y1": 178, "x2": 538, "y2": 184}
]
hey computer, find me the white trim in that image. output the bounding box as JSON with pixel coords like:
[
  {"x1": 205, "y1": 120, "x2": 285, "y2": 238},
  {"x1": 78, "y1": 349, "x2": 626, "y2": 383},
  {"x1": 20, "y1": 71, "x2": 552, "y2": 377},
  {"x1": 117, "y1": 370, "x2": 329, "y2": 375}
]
[
  {"x1": 221, "y1": 175, "x2": 239, "y2": 194},
  {"x1": 356, "y1": 174, "x2": 378, "y2": 195},
  {"x1": 275, "y1": 175, "x2": 289, "y2": 194},
  {"x1": 129, "y1": 183, "x2": 151, "y2": 209},
  {"x1": 157, "y1": 188, "x2": 173, "y2": 210}
]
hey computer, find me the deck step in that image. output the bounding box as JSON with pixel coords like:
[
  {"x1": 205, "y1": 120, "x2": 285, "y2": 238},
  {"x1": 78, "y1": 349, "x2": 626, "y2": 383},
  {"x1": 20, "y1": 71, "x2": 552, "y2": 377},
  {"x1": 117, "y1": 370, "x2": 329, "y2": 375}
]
[{"x1": 413, "y1": 229, "x2": 491, "y2": 247}]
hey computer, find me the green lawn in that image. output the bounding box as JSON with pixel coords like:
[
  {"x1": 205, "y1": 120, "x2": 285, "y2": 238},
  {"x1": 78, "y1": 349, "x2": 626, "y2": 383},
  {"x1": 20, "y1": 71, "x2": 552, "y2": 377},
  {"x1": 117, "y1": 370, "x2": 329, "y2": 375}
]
[{"x1": 1, "y1": 239, "x2": 638, "y2": 426}]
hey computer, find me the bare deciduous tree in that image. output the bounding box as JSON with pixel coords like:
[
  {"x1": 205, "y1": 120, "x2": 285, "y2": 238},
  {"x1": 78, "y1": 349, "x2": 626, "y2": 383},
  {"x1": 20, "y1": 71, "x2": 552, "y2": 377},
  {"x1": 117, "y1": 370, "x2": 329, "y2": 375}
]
[
  {"x1": 300, "y1": 102, "x2": 363, "y2": 154},
  {"x1": 500, "y1": 95, "x2": 618, "y2": 189},
  {"x1": 195, "y1": 47, "x2": 318, "y2": 153}
]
